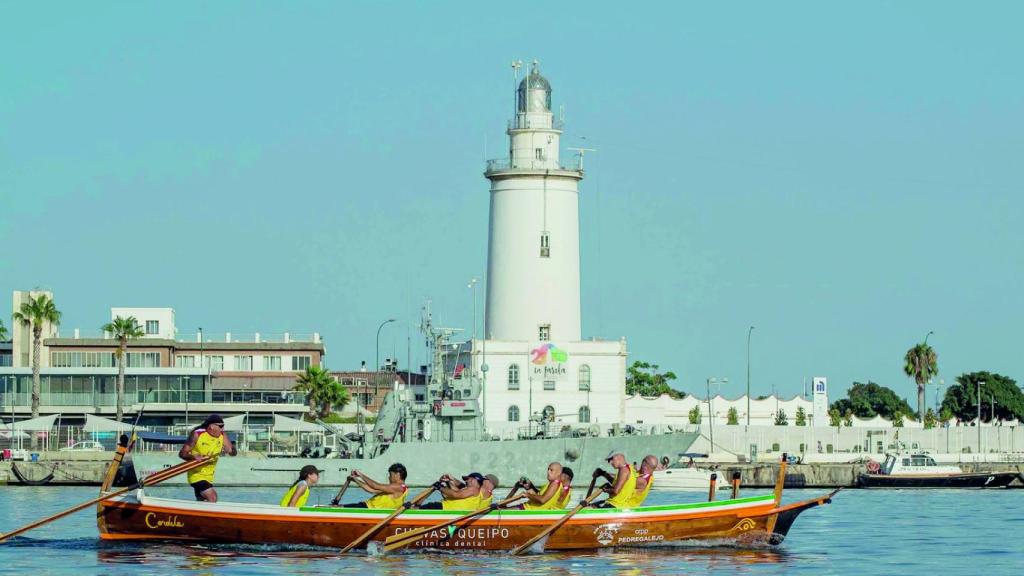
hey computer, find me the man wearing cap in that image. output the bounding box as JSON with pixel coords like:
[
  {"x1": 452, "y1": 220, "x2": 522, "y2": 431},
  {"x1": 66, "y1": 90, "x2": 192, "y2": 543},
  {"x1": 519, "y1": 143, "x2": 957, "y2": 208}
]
[
  {"x1": 179, "y1": 414, "x2": 237, "y2": 502},
  {"x1": 339, "y1": 463, "x2": 409, "y2": 508},
  {"x1": 592, "y1": 450, "x2": 636, "y2": 509},
  {"x1": 418, "y1": 472, "x2": 498, "y2": 510}
]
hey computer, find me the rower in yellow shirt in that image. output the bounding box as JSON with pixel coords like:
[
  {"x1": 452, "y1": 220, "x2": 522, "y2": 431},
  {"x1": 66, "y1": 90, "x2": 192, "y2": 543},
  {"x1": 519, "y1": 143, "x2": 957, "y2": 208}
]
[
  {"x1": 517, "y1": 462, "x2": 564, "y2": 510},
  {"x1": 556, "y1": 467, "x2": 574, "y2": 508},
  {"x1": 417, "y1": 472, "x2": 498, "y2": 510},
  {"x1": 339, "y1": 463, "x2": 409, "y2": 508},
  {"x1": 626, "y1": 455, "x2": 657, "y2": 507},
  {"x1": 178, "y1": 414, "x2": 238, "y2": 503},
  {"x1": 592, "y1": 450, "x2": 636, "y2": 509},
  {"x1": 280, "y1": 465, "x2": 322, "y2": 507}
]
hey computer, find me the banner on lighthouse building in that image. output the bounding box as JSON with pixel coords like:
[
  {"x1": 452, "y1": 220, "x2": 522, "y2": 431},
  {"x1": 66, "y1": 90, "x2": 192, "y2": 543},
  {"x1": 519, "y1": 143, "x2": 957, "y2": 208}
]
[{"x1": 530, "y1": 343, "x2": 569, "y2": 381}]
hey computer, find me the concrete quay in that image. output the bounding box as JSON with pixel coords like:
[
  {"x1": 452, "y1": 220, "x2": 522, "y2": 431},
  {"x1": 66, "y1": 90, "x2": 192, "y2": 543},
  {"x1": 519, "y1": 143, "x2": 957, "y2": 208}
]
[{"x1": 718, "y1": 461, "x2": 1024, "y2": 488}]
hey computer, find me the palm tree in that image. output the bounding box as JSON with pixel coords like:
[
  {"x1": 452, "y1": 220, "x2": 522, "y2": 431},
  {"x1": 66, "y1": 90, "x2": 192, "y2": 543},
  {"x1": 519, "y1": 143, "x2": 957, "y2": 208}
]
[
  {"x1": 293, "y1": 366, "x2": 349, "y2": 420},
  {"x1": 904, "y1": 342, "x2": 938, "y2": 423},
  {"x1": 101, "y1": 316, "x2": 144, "y2": 421},
  {"x1": 0, "y1": 319, "x2": 9, "y2": 341},
  {"x1": 12, "y1": 294, "x2": 61, "y2": 447}
]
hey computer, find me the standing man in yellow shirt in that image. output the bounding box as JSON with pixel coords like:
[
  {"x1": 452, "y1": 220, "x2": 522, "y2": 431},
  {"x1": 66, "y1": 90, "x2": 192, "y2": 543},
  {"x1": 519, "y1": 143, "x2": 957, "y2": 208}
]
[{"x1": 178, "y1": 414, "x2": 237, "y2": 502}]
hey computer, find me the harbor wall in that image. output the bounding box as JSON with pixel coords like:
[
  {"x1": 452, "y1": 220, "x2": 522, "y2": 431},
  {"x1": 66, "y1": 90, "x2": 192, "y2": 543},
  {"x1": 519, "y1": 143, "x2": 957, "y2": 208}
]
[
  {"x1": 687, "y1": 424, "x2": 1024, "y2": 462},
  {"x1": 717, "y1": 461, "x2": 1024, "y2": 488}
]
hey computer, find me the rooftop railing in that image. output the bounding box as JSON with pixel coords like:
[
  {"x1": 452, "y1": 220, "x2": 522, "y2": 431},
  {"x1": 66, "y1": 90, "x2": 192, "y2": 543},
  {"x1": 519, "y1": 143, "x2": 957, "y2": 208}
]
[
  {"x1": 485, "y1": 156, "x2": 582, "y2": 173},
  {"x1": 52, "y1": 330, "x2": 322, "y2": 344}
]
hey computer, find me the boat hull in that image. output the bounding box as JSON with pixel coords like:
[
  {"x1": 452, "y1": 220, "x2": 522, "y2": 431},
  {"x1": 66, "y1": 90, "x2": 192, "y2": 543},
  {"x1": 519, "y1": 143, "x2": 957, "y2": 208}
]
[
  {"x1": 857, "y1": 472, "x2": 1020, "y2": 489},
  {"x1": 651, "y1": 468, "x2": 727, "y2": 491},
  {"x1": 97, "y1": 490, "x2": 835, "y2": 551}
]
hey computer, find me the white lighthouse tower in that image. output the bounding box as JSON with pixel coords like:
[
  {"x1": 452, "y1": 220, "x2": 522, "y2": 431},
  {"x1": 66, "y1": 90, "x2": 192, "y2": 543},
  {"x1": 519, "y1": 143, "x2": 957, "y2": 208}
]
[
  {"x1": 484, "y1": 61, "x2": 583, "y2": 342},
  {"x1": 461, "y1": 60, "x2": 627, "y2": 436}
]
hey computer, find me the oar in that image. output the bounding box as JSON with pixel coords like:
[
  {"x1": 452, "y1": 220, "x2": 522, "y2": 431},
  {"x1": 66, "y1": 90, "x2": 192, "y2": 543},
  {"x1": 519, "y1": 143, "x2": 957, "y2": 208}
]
[
  {"x1": 0, "y1": 457, "x2": 207, "y2": 543},
  {"x1": 511, "y1": 489, "x2": 604, "y2": 555},
  {"x1": 339, "y1": 485, "x2": 436, "y2": 554},
  {"x1": 382, "y1": 494, "x2": 526, "y2": 553},
  {"x1": 330, "y1": 477, "x2": 353, "y2": 506}
]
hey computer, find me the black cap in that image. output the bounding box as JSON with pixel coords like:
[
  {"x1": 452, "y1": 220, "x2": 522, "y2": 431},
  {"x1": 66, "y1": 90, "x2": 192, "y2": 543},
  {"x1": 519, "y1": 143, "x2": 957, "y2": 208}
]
[
  {"x1": 462, "y1": 472, "x2": 485, "y2": 484},
  {"x1": 203, "y1": 414, "x2": 225, "y2": 427}
]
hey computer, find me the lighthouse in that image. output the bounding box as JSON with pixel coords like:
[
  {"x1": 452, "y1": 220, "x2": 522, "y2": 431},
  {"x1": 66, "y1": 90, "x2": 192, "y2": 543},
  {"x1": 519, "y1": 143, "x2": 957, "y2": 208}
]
[
  {"x1": 484, "y1": 61, "x2": 583, "y2": 343},
  {"x1": 466, "y1": 61, "x2": 626, "y2": 435}
]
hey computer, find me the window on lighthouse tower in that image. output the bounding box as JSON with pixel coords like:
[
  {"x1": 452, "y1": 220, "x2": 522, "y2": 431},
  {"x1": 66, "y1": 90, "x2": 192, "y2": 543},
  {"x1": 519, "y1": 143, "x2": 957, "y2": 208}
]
[{"x1": 540, "y1": 231, "x2": 550, "y2": 258}]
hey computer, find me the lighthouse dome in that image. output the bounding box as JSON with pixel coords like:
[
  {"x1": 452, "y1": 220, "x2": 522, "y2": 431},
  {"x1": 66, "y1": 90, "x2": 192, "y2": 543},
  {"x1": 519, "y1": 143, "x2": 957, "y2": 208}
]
[{"x1": 517, "y1": 62, "x2": 552, "y2": 113}]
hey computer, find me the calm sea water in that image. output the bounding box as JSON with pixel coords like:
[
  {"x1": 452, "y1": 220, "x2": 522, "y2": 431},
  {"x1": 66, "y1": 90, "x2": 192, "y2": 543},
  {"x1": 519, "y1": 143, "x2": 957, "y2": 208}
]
[{"x1": 0, "y1": 485, "x2": 1021, "y2": 575}]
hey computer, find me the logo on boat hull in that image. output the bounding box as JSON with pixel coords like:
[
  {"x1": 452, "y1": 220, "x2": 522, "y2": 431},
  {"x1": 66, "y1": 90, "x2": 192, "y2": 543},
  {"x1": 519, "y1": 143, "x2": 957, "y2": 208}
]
[
  {"x1": 594, "y1": 523, "x2": 621, "y2": 545},
  {"x1": 732, "y1": 518, "x2": 756, "y2": 532},
  {"x1": 145, "y1": 512, "x2": 185, "y2": 529}
]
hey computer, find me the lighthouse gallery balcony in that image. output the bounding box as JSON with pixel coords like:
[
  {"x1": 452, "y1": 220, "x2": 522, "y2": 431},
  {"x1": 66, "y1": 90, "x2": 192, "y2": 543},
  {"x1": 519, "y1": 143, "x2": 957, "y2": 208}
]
[{"x1": 485, "y1": 156, "x2": 583, "y2": 176}]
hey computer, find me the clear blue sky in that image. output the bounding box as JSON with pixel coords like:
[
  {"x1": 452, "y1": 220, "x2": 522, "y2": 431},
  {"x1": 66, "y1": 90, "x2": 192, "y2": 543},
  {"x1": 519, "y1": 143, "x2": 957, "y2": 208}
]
[{"x1": 2, "y1": 2, "x2": 1021, "y2": 404}]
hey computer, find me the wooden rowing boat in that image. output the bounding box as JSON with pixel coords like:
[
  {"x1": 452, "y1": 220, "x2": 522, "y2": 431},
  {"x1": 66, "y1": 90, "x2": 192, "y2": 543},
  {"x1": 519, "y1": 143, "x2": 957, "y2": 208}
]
[
  {"x1": 96, "y1": 489, "x2": 836, "y2": 550},
  {"x1": 95, "y1": 447, "x2": 835, "y2": 552}
]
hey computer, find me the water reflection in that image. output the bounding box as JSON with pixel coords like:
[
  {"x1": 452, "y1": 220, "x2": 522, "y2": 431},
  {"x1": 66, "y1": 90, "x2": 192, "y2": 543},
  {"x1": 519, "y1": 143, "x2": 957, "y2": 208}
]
[{"x1": 92, "y1": 541, "x2": 790, "y2": 574}]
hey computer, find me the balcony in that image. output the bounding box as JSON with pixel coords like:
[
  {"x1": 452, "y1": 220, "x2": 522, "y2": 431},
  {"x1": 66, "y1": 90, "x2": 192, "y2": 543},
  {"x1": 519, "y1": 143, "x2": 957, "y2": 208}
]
[
  {"x1": 508, "y1": 116, "x2": 565, "y2": 131},
  {"x1": 485, "y1": 156, "x2": 582, "y2": 174}
]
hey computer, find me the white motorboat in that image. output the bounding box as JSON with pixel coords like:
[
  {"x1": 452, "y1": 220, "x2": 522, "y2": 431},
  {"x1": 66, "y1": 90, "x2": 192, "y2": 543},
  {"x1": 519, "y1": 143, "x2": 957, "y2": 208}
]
[{"x1": 652, "y1": 466, "x2": 728, "y2": 491}]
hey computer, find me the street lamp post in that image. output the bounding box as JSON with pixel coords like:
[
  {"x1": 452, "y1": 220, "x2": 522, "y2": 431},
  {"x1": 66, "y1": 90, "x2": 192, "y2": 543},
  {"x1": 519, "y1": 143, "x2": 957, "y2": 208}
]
[
  {"x1": 706, "y1": 377, "x2": 728, "y2": 454},
  {"x1": 746, "y1": 326, "x2": 755, "y2": 426},
  {"x1": 977, "y1": 377, "x2": 983, "y2": 455},
  {"x1": 375, "y1": 318, "x2": 396, "y2": 412}
]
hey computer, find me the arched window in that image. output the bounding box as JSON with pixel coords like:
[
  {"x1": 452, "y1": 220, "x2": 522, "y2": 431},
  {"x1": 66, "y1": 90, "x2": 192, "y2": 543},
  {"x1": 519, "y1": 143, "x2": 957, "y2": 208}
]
[
  {"x1": 508, "y1": 364, "x2": 520, "y2": 390},
  {"x1": 579, "y1": 364, "x2": 591, "y2": 391},
  {"x1": 508, "y1": 405, "x2": 520, "y2": 422},
  {"x1": 579, "y1": 405, "x2": 591, "y2": 423},
  {"x1": 542, "y1": 405, "x2": 555, "y2": 422}
]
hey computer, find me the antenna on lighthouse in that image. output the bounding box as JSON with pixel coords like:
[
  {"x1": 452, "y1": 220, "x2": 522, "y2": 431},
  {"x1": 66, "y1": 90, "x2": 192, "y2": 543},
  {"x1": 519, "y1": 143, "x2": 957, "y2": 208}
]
[
  {"x1": 568, "y1": 146, "x2": 596, "y2": 171},
  {"x1": 511, "y1": 60, "x2": 523, "y2": 115}
]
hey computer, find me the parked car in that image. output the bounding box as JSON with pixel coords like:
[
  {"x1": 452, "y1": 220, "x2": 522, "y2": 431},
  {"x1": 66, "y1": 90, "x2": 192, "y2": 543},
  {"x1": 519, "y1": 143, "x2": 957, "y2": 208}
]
[{"x1": 60, "y1": 441, "x2": 105, "y2": 452}]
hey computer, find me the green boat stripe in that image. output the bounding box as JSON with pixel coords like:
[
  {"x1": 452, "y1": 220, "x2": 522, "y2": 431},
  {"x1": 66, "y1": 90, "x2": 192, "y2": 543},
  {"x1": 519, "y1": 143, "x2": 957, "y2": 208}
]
[{"x1": 299, "y1": 494, "x2": 774, "y2": 516}]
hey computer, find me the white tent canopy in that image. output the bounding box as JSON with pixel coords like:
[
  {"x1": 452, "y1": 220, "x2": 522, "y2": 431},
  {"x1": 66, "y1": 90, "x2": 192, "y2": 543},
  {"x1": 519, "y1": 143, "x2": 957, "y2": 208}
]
[
  {"x1": 223, "y1": 414, "x2": 247, "y2": 432},
  {"x1": 272, "y1": 414, "x2": 324, "y2": 433},
  {"x1": 83, "y1": 414, "x2": 147, "y2": 433},
  {"x1": 3, "y1": 414, "x2": 59, "y2": 432}
]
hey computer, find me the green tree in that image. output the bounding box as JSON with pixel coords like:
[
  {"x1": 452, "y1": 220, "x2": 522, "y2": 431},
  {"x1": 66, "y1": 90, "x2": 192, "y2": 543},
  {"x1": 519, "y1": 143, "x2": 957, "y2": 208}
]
[
  {"x1": 940, "y1": 372, "x2": 1024, "y2": 422},
  {"x1": 795, "y1": 406, "x2": 807, "y2": 426},
  {"x1": 842, "y1": 410, "x2": 853, "y2": 427},
  {"x1": 0, "y1": 319, "x2": 8, "y2": 341},
  {"x1": 904, "y1": 341, "x2": 938, "y2": 423},
  {"x1": 101, "y1": 316, "x2": 144, "y2": 421},
  {"x1": 830, "y1": 381, "x2": 915, "y2": 420},
  {"x1": 726, "y1": 407, "x2": 739, "y2": 425},
  {"x1": 688, "y1": 405, "x2": 701, "y2": 424},
  {"x1": 626, "y1": 361, "x2": 683, "y2": 398},
  {"x1": 892, "y1": 411, "x2": 904, "y2": 427},
  {"x1": 774, "y1": 409, "x2": 788, "y2": 426},
  {"x1": 294, "y1": 366, "x2": 350, "y2": 419},
  {"x1": 12, "y1": 294, "x2": 61, "y2": 443},
  {"x1": 923, "y1": 408, "x2": 937, "y2": 429},
  {"x1": 828, "y1": 408, "x2": 842, "y2": 427}
]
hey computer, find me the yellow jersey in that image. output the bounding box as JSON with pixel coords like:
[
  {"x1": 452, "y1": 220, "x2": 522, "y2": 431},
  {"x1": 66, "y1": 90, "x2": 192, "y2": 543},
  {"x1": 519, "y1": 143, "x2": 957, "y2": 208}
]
[
  {"x1": 556, "y1": 484, "x2": 573, "y2": 508},
  {"x1": 626, "y1": 471, "x2": 653, "y2": 507},
  {"x1": 186, "y1": 430, "x2": 223, "y2": 485},
  {"x1": 523, "y1": 481, "x2": 562, "y2": 510},
  {"x1": 366, "y1": 484, "x2": 408, "y2": 509},
  {"x1": 440, "y1": 494, "x2": 480, "y2": 510},
  {"x1": 605, "y1": 465, "x2": 637, "y2": 508},
  {"x1": 477, "y1": 488, "x2": 493, "y2": 509},
  {"x1": 279, "y1": 480, "x2": 310, "y2": 507}
]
